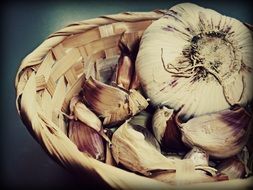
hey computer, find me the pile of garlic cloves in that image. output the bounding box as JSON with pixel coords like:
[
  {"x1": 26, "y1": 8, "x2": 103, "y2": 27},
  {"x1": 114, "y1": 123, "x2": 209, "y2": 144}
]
[{"x1": 66, "y1": 3, "x2": 253, "y2": 186}]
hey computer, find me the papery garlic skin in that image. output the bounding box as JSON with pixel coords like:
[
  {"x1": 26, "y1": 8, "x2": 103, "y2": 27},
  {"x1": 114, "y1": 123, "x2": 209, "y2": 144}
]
[
  {"x1": 179, "y1": 107, "x2": 252, "y2": 158},
  {"x1": 184, "y1": 147, "x2": 209, "y2": 166},
  {"x1": 129, "y1": 111, "x2": 152, "y2": 128},
  {"x1": 82, "y1": 77, "x2": 148, "y2": 125},
  {"x1": 152, "y1": 107, "x2": 174, "y2": 143},
  {"x1": 217, "y1": 157, "x2": 246, "y2": 179},
  {"x1": 136, "y1": 3, "x2": 253, "y2": 119},
  {"x1": 152, "y1": 107, "x2": 186, "y2": 151},
  {"x1": 111, "y1": 122, "x2": 176, "y2": 176},
  {"x1": 150, "y1": 159, "x2": 226, "y2": 185}
]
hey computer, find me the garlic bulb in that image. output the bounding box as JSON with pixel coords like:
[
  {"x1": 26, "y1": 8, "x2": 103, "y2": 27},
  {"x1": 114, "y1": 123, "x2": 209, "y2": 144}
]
[
  {"x1": 152, "y1": 106, "x2": 186, "y2": 151},
  {"x1": 111, "y1": 122, "x2": 176, "y2": 176},
  {"x1": 136, "y1": 3, "x2": 253, "y2": 119},
  {"x1": 68, "y1": 120, "x2": 105, "y2": 161},
  {"x1": 179, "y1": 106, "x2": 252, "y2": 158},
  {"x1": 82, "y1": 77, "x2": 148, "y2": 125}
]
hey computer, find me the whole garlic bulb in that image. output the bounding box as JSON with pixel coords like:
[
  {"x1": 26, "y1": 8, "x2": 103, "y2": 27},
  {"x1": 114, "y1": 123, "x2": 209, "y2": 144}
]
[{"x1": 136, "y1": 3, "x2": 253, "y2": 119}]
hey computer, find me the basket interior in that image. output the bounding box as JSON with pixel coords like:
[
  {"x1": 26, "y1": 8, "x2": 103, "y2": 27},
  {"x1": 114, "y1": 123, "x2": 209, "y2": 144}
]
[{"x1": 33, "y1": 20, "x2": 153, "y2": 134}]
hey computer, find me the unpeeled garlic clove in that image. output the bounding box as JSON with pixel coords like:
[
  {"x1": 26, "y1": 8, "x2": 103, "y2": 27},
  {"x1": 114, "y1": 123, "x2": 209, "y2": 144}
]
[
  {"x1": 179, "y1": 106, "x2": 252, "y2": 158},
  {"x1": 68, "y1": 120, "x2": 105, "y2": 161},
  {"x1": 184, "y1": 147, "x2": 209, "y2": 166},
  {"x1": 152, "y1": 106, "x2": 186, "y2": 151},
  {"x1": 70, "y1": 96, "x2": 102, "y2": 132},
  {"x1": 69, "y1": 96, "x2": 111, "y2": 144},
  {"x1": 112, "y1": 34, "x2": 141, "y2": 90},
  {"x1": 111, "y1": 34, "x2": 134, "y2": 90},
  {"x1": 114, "y1": 55, "x2": 134, "y2": 90},
  {"x1": 111, "y1": 122, "x2": 176, "y2": 176},
  {"x1": 217, "y1": 157, "x2": 246, "y2": 179},
  {"x1": 82, "y1": 77, "x2": 148, "y2": 125}
]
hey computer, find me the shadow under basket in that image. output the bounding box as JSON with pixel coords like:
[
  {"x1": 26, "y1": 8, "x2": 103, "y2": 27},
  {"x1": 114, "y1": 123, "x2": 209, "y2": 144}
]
[{"x1": 15, "y1": 10, "x2": 252, "y2": 189}]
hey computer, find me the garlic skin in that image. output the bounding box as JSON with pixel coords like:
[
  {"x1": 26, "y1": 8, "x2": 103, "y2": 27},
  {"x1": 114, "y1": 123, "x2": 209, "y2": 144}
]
[
  {"x1": 113, "y1": 37, "x2": 134, "y2": 90},
  {"x1": 82, "y1": 77, "x2": 148, "y2": 125},
  {"x1": 179, "y1": 107, "x2": 252, "y2": 158},
  {"x1": 115, "y1": 55, "x2": 133, "y2": 90},
  {"x1": 68, "y1": 120, "x2": 105, "y2": 161},
  {"x1": 111, "y1": 122, "x2": 176, "y2": 176},
  {"x1": 217, "y1": 157, "x2": 246, "y2": 179},
  {"x1": 184, "y1": 147, "x2": 209, "y2": 166},
  {"x1": 152, "y1": 106, "x2": 186, "y2": 151},
  {"x1": 136, "y1": 3, "x2": 253, "y2": 119},
  {"x1": 129, "y1": 71, "x2": 140, "y2": 90},
  {"x1": 129, "y1": 111, "x2": 152, "y2": 128},
  {"x1": 150, "y1": 159, "x2": 226, "y2": 185}
]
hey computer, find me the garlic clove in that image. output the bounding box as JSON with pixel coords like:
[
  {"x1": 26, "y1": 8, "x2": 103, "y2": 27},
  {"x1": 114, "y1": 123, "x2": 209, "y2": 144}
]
[
  {"x1": 179, "y1": 106, "x2": 252, "y2": 158},
  {"x1": 184, "y1": 146, "x2": 209, "y2": 166},
  {"x1": 70, "y1": 96, "x2": 102, "y2": 132},
  {"x1": 114, "y1": 55, "x2": 134, "y2": 90},
  {"x1": 111, "y1": 122, "x2": 176, "y2": 176},
  {"x1": 152, "y1": 106, "x2": 186, "y2": 151},
  {"x1": 82, "y1": 77, "x2": 148, "y2": 125},
  {"x1": 112, "y1": 33, "x2": 140, "y2": 90},
  {"x1": 217, "y1": 157, "x2": 246, "y2": 179},
  {"x1": 68, "y1": 120, "x2": 105, "y2": 161}
]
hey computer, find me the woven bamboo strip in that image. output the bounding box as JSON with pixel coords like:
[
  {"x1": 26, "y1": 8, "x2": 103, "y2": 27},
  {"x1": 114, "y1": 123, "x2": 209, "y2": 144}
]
[
  {"x1": 65, "y1": 67, "x2": 79, "y2": 87},
  {"x1": 51, "y1": 77, "x2": 67, "y2": 131},
  {"x1": 50, "y1": 48, "x2": 81, "y2": 82},
  {"x1": 62, "y1": 73, "x2": 86, "y2": 112},
  {"x1": 52, "y1": 43, "x2": 66, "y2": 60},
  {"x1": 35, "y1": 51, "x2": 55, "y2": 90},
  {"x1": 62, "y1": 28, "x2": 101, "y2": 48},
  {"x1": 41, "y1": 89, "x2": 53, "y2": 119}
]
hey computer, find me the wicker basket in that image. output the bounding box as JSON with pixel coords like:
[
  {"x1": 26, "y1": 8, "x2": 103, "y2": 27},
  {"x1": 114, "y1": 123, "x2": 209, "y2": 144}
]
[{"x1": 15, "y1": 10, "x2": 252, "y2": 189}]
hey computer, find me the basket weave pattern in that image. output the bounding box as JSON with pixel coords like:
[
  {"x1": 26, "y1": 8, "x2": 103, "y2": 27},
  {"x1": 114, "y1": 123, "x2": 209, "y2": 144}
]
[{"x1": 15, "y1": 10, "x2": 252, "y2": 189}]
